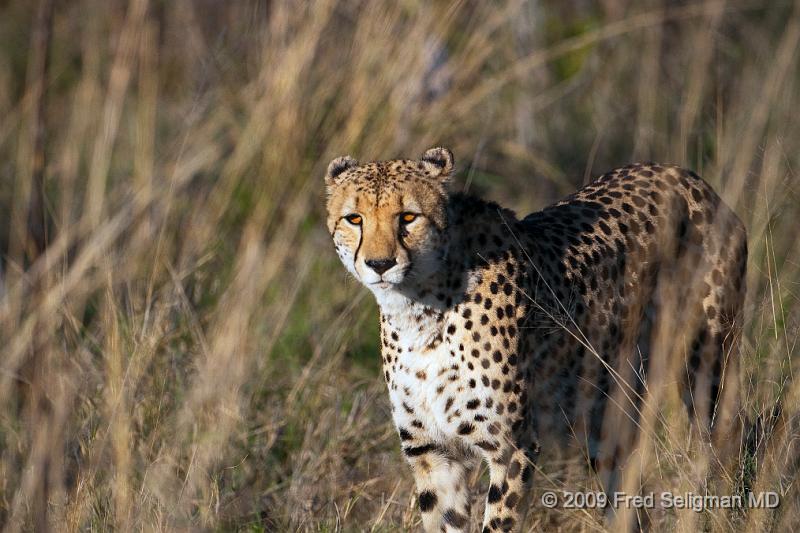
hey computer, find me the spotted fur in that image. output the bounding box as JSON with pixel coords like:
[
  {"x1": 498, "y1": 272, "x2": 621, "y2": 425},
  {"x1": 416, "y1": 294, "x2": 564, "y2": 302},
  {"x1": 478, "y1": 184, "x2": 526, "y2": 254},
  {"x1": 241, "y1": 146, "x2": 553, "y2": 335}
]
[{"x1": 325, "y1": 148, "x2": 746, "y2": 532}]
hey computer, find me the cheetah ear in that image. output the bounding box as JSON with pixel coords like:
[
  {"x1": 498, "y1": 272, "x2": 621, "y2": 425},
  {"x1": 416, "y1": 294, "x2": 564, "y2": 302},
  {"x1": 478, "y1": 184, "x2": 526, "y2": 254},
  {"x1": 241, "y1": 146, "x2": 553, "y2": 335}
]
[
  {"x1": 420, "y1": 147, "x2": 454, "y2": 179},
  {"x1": 325, "y1": 155, "x2": 359, "y2": 186}
]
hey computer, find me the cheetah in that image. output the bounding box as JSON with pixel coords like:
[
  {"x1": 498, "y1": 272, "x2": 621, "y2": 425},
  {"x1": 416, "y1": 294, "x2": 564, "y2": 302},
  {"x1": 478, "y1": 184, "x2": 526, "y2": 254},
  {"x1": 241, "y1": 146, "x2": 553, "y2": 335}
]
[{"x1": 324, "y1": 147, "x2": 746, "y2": 532}]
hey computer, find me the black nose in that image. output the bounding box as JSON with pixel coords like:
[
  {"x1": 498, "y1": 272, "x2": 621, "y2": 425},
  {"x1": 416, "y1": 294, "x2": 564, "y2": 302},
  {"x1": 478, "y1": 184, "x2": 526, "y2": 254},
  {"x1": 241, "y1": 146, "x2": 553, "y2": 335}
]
[{"x1": 365, "y1": 258, "x2": 397, "y2": 275}]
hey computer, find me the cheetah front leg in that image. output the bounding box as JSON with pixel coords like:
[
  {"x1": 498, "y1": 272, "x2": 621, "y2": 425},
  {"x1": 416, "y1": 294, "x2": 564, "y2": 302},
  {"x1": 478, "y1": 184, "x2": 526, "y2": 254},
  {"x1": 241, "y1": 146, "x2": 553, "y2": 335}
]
[
  {"x1": 480, "y1": 444, "x2": 535, "y2": 533},
  {"x1": 403, "y1": 443, "x2": 473, "y2": 532}
]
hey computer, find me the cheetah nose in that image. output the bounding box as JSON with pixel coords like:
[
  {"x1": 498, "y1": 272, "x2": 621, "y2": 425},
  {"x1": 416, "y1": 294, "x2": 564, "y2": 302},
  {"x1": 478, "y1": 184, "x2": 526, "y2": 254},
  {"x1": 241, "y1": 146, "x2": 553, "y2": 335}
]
[{"x1": 365, "y1": 258, "x2": 397, "y2": 275}]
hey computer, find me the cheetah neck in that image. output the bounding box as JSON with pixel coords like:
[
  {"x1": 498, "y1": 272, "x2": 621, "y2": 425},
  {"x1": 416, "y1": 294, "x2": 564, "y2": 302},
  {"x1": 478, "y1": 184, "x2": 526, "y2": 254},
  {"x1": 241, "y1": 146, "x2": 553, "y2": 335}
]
[{"x1": 374, "y1": 265, "x2": 451, "y2": 353}]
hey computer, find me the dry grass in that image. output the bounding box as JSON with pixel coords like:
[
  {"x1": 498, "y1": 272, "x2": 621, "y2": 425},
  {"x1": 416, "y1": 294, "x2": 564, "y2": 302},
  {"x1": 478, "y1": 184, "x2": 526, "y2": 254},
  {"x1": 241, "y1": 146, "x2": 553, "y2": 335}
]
[{"x1": 1, "y1": 0, "x2": 799, "y2": 531}]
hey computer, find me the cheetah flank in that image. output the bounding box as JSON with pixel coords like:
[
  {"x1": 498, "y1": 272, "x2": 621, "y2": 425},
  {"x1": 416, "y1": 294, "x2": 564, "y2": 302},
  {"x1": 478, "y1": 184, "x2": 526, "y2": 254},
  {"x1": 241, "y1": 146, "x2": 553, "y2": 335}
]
[{"x1": 324, "y1": 148, "x2": 746, "y2": 532}]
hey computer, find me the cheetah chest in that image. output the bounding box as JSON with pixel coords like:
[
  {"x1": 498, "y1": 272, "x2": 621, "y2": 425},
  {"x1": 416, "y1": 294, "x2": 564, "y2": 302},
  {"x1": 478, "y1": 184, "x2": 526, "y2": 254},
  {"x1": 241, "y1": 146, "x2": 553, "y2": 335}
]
[
  {"x1": 383, "y1": 316, "x2": 493, "y2": 443},
  {"x1": 388, "y1": 344, "x2": 453, "y2": 430}
]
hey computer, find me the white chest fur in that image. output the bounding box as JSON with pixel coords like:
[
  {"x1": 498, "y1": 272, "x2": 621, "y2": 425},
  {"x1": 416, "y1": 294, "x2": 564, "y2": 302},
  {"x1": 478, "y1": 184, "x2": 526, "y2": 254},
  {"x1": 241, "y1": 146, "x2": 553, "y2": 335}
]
[{"x1": 376, "y1": 288, "x2": 481, "y2": 442}]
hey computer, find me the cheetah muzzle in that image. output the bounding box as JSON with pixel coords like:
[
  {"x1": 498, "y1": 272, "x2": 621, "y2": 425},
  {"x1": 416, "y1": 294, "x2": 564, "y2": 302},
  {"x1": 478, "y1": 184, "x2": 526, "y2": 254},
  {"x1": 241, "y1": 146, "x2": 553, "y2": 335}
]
[{"x1": 325, "y1": 147, "x2": 747, "y2": 532}]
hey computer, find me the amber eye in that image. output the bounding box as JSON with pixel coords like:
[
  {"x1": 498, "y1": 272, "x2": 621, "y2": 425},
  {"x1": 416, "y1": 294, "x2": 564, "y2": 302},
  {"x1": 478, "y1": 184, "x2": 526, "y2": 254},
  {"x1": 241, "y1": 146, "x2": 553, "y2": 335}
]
[
  {"x1": 345, "y1": 214, "x2": 362, "y2": 225},
  {"x1": 401, "y1": 213, "x2": 417, "y2": 224}
]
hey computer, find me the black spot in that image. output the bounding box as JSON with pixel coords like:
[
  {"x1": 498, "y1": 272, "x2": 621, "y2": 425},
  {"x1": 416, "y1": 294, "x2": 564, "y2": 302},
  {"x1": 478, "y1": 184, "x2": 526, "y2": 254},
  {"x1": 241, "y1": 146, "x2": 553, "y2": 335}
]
[
  {"x1": 418, "y1": 490, "x2": 437, "y2": 512},
  {"x1": 500, "y1": 517, "x2": 515, "y2": 531},
  {"x1": 443, "y1": 509, "x2": 468, "y2": 528},
  {"x1": 521, "y1": 465, "x2": 532, "y2": 483},
  {"x1": 476, "y1": 440, "x2": 498, "y2": 452},
  {"x1": 398, "y1": 428, "x2": 412, "y2": 441},
  {"x1": 458, "y1": 422, "x2": 475, "y2": 435},
  {"x1": 505, "y1": 492, "x2": 520, "y2": 509},
  {"x1": 404, "y1": 444, "x2": 437, "y2": 457},
  {"x1": 488, "y1": 484, "x2": 503, "y2": 503}
]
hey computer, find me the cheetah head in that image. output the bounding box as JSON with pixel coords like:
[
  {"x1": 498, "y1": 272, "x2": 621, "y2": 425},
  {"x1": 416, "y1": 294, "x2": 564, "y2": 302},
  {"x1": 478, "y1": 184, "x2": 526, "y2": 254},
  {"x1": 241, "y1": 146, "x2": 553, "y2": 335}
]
[{"x1": 325, "y1": 147, "x2": 453, "y2": 295}]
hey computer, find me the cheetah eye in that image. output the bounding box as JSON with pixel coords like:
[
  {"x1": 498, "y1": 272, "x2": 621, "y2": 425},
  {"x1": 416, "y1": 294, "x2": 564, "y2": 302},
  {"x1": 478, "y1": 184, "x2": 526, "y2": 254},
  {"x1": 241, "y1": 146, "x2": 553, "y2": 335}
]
[
  {"x1": 400, "y1": 213, "x2": 418, "y2": 224},
  {"x1": 345, "y1": 213, "x2": 362, "y2": 225}
]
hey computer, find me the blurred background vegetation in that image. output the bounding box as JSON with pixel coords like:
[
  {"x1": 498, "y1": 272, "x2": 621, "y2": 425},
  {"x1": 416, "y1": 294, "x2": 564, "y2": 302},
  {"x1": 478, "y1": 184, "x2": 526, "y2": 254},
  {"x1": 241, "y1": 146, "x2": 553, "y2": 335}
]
[{"x1": 1, "y1": 0, "x2": 799, "y2": 530}]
